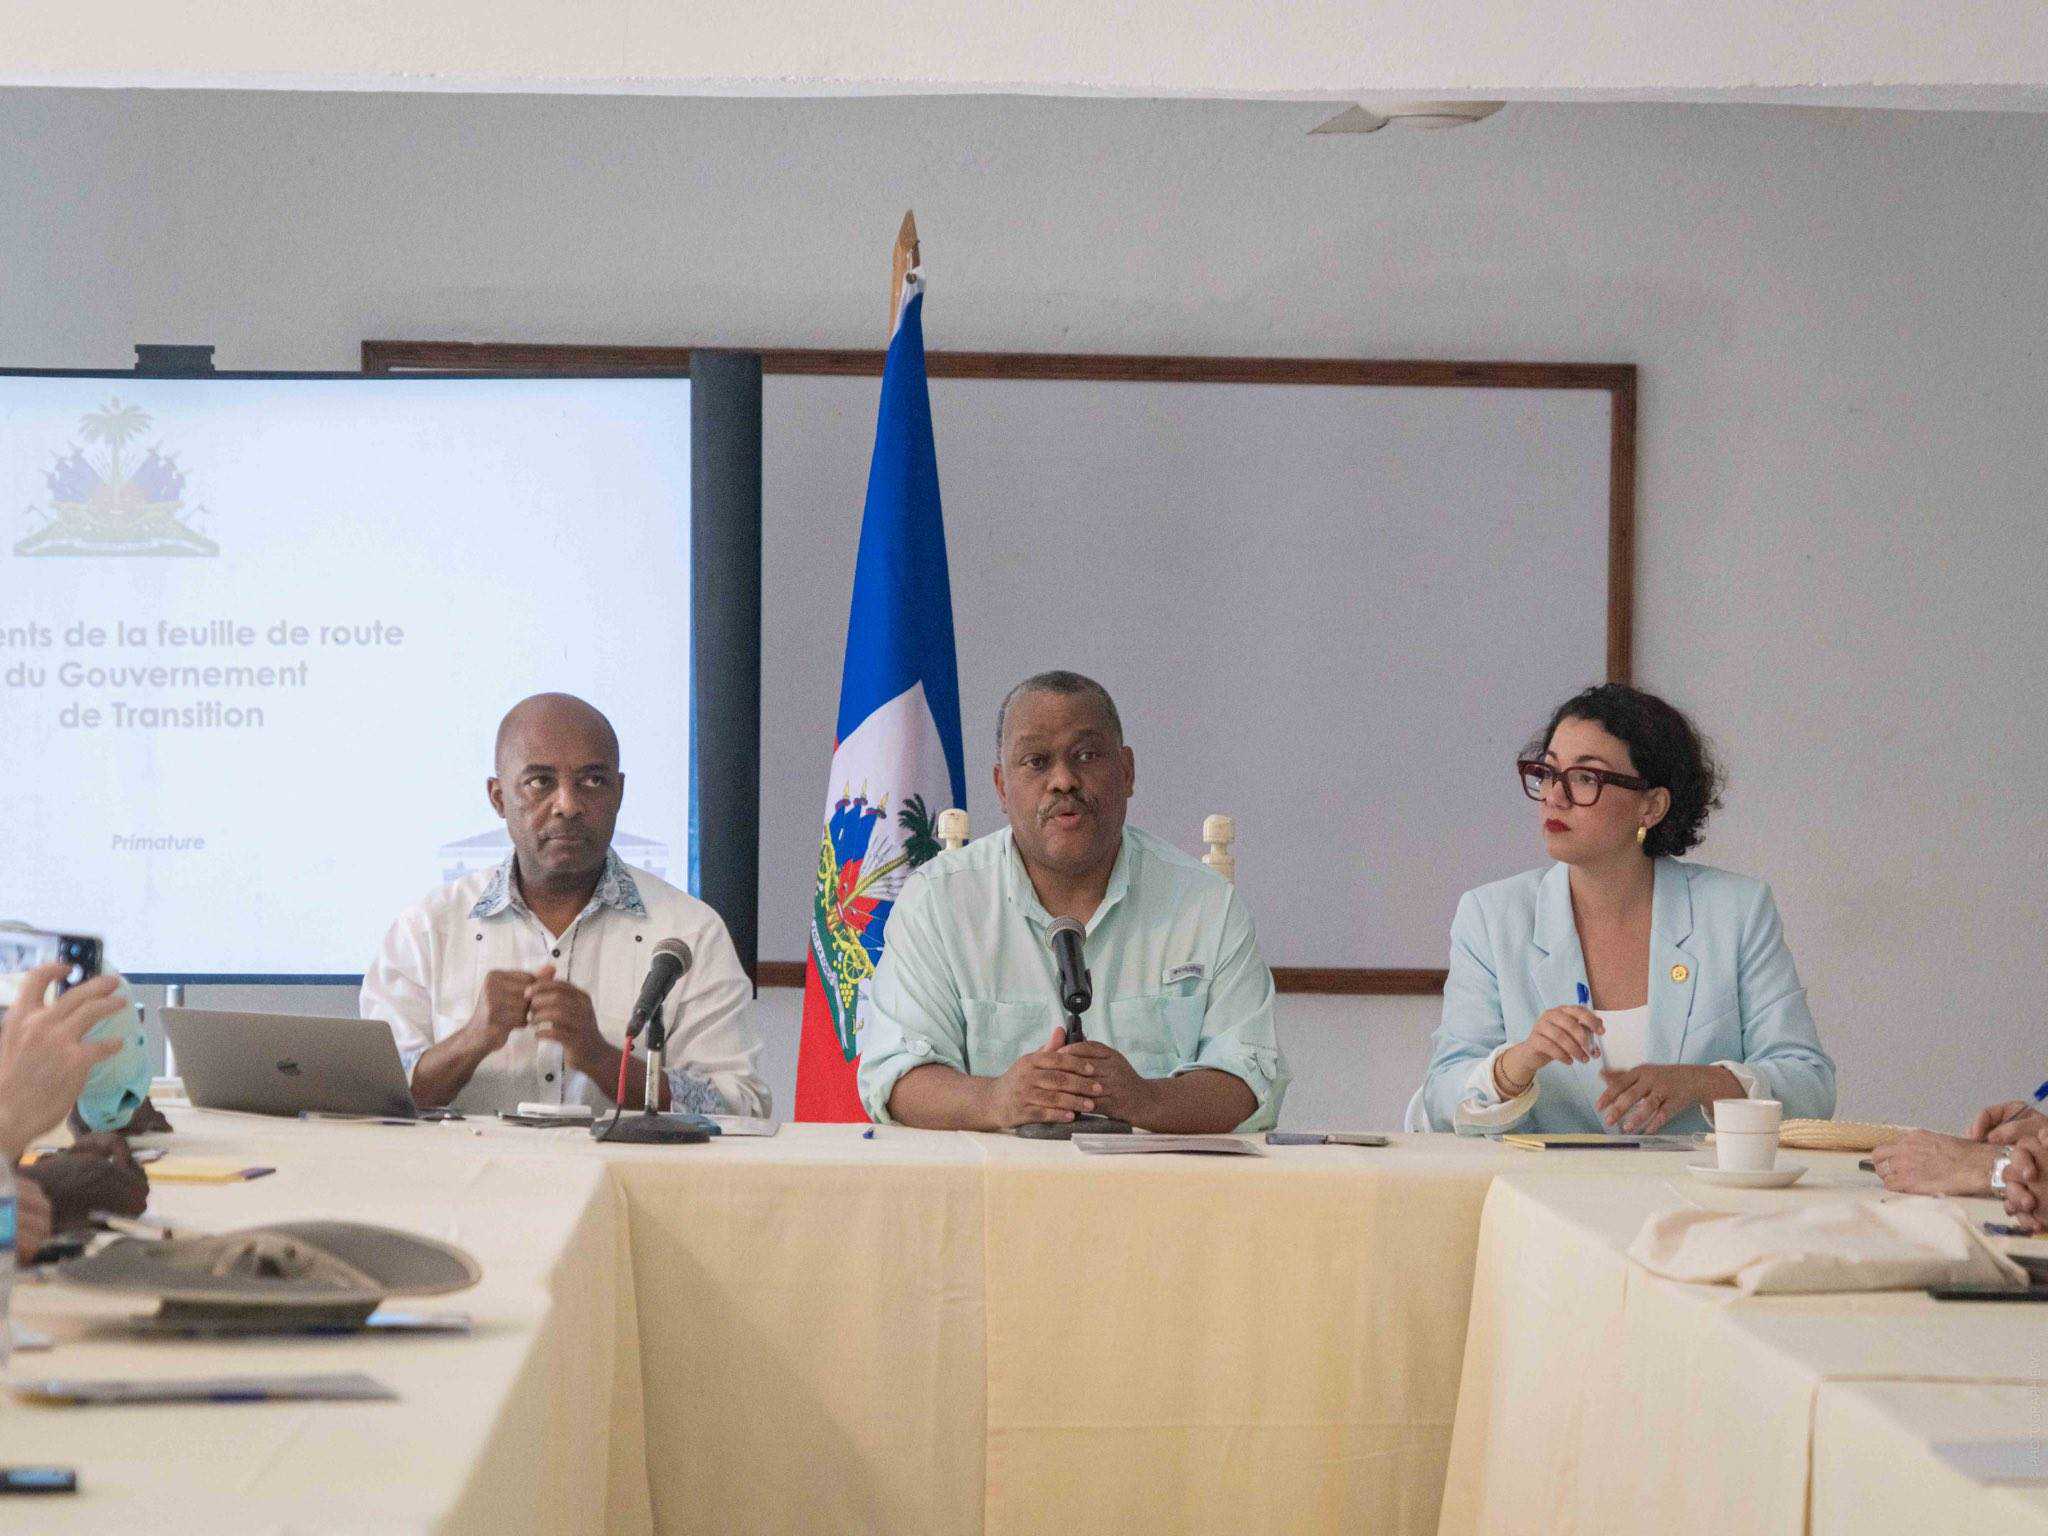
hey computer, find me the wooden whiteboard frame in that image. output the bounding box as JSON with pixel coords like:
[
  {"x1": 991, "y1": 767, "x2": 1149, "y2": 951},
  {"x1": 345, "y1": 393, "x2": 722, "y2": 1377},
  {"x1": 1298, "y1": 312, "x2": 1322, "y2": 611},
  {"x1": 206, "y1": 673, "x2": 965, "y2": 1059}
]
[{"x1": 363, "y1": 339, "x2": 1638, "y2": 996}]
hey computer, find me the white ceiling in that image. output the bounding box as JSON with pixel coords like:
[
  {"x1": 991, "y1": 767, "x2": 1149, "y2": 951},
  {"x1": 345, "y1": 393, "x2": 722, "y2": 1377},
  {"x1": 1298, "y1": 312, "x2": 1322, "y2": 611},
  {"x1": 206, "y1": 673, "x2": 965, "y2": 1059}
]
[{"x1": 6, "y1": 0, "x2": 2048, "y2": 110}]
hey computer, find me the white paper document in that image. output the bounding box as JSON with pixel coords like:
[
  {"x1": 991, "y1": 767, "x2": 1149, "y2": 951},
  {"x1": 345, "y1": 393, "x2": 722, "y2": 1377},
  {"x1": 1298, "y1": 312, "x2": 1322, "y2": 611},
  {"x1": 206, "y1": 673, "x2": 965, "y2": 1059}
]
[
  {"x1": 1072, "y1": 1134, "x2": 1264, "y2": 1156},
  {"x1": 1934, "y1": 1439, "x2": 2048, "y2": 1484},
  {"x1": 708, "y1": 1116, "x2": 780, "y2": 1137}
]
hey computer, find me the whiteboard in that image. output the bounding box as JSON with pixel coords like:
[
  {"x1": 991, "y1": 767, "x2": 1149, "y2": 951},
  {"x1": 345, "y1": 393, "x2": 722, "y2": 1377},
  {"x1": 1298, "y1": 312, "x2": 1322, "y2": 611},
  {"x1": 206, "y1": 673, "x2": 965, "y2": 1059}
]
[{"x1": 758, "y1": 363, "x2": 1626, "y2": 976}]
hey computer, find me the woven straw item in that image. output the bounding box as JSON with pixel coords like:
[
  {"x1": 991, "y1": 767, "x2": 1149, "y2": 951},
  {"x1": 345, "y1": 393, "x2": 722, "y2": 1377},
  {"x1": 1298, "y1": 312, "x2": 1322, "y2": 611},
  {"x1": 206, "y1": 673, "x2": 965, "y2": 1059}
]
[{"x1": 1776, "y1": 1118, "x2": 1916, "y2": 1153}]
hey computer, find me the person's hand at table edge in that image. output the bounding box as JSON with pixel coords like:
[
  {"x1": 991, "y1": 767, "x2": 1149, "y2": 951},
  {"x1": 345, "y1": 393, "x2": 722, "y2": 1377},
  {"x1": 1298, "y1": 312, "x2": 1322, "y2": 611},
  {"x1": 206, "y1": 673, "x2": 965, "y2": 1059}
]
[
  {"x1": 524, "y1": 971, "x2": 611, "y2": 1082},
  {"x1": 19, "y1": 1131, "x2": 149, "y2": 1230},
  {"x1": 69, "y1": 1096, "x2": 172, "y2": 1140},
  {"x1": 0, "y1": 966, "x2": 127, "y2": 1162},
  {"x1": 1871, "y1": 1130, "x2": 2003, "y2": 1197},
  {"x1": 2001, "y1": 1143, "x2": 2043, "y2": 1233},
  {"x1": 408, "y1": 965, "x2": 547, "y2": 1109},
  {"x1": 1056, "y1": 1040, "x2": 1256, "y2": 1133},
  {"x1": 986, "y1": 1026, "x2": 1101, "y2": 1129},
  {"x1": 1596, "y1": 1063, "x2": 1742, "y2": 1134},
  {"x1": 13, "y1": 1176, "x2": 52, "y2": 1268},
  {"x1": 1970, "y1": 1100, "x2": 2048, "y2": 1147},
  {"x1": 1495, "y1": 1006, "x2": 1605, "y2": 1097}
]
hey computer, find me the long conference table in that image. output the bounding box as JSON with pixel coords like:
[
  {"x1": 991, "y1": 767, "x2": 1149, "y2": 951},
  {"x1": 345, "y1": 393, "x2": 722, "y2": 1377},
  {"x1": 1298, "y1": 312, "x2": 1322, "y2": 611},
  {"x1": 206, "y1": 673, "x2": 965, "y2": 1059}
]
[{"x1": 4, "y1": 1108, "x2": 2042, "y2": 1535}]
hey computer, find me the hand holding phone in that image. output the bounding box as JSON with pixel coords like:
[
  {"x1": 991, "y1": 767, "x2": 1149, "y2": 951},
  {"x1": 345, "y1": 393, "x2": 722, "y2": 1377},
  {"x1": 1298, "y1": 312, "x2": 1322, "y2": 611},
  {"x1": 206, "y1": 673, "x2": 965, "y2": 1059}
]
[{"x1": 0, "y1": 926, "x2": 103, "y2": 1006}]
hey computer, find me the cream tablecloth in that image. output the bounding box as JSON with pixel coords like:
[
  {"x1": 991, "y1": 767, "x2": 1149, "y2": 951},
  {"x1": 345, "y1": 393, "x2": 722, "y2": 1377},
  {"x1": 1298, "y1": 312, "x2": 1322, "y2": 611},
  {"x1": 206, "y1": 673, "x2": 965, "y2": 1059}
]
[
  {"x1": 4, "y1": 1117, "x2": 1530, "y2": 1535},
  {"x1": 12, "y1": 1116, "x2": 2031, "y2": 1535},
  {"x1": 589, "y1": 1125, "x2": 1521, "y2": 1535},
  {"x1": 1811, "y1": 1381, "x2": 2048, "y2": 1536},
  {"x1": 4, "y1": 1115, "x2": 651, "y2": 1535},
  {"x1": 976, "y1": 1133, "x2": 1506, "y2": 1536},
  {"x1": 1439, "y1": 1153, "x2": 2048, "y2": 1536}
]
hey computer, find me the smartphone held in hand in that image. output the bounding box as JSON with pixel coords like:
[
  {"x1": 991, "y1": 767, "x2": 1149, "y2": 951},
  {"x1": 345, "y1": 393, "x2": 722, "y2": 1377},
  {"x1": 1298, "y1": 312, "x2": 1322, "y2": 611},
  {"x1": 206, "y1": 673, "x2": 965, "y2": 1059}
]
[{"x1": 0, "y1": 926, "x2": 103, "y2": 1006}]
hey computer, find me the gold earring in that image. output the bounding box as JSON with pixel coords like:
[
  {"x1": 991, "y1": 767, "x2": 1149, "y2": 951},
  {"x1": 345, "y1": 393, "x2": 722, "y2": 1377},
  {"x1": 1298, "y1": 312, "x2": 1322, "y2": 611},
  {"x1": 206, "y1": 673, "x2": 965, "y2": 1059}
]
[{"x1": 1636, "y1": 825, "x2": 1648, "y2": 846}]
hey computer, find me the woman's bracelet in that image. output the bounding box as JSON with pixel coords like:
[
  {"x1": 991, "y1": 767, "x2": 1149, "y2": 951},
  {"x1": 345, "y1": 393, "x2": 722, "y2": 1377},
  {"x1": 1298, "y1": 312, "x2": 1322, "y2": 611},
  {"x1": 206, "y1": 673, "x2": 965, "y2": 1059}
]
[{"x1": 1493, "y1": 1055, "x2": 1534, "y2": 1099}]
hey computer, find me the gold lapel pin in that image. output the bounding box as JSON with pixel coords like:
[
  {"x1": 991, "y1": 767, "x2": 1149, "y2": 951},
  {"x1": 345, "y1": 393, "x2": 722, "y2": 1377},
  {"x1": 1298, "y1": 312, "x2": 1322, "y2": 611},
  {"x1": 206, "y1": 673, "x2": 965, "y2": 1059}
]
[{"x1": 1669, "y1": 963, "x2": 1690, "y2": 984}]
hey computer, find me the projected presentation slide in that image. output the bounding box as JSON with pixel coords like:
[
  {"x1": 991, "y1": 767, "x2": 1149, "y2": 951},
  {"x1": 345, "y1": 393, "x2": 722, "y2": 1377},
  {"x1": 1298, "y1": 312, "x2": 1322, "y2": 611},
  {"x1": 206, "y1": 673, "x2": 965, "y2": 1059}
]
[{"x1": 0, "y1": 375, "x2": 692, "y2": 977}]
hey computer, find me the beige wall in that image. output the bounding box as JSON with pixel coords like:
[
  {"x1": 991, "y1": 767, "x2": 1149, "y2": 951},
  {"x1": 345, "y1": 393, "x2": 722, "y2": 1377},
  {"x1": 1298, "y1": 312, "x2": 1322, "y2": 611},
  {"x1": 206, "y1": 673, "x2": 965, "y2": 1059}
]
[{"x1": 17, "y1": 88, "x2": 2044, "y2": 1131}]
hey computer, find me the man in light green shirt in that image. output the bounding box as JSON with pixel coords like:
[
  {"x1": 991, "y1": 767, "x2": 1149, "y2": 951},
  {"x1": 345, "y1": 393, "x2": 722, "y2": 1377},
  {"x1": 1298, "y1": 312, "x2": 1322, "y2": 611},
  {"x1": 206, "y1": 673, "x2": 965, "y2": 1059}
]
[{"x1": 856, "y1": 671, "x2": 1287, "y2": 1133}]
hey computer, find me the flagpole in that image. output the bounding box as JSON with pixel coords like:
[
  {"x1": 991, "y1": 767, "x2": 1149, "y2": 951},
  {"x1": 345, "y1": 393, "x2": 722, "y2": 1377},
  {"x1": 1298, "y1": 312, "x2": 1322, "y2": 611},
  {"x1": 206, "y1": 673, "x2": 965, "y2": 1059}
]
[
  {"x1": 799, "y1": 208, "x2": 963, "y2": 1123},
  {"x1": 889, "y1": 210, "x2": 920, "y2": 332}
]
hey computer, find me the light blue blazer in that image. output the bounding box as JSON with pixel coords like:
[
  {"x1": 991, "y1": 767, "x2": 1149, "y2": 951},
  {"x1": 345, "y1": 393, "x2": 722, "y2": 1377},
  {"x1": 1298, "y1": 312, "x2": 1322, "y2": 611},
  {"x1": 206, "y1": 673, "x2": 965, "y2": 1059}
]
[{"x1": 1418, "y1": 858, "x2": 1836, "y2": 1133}]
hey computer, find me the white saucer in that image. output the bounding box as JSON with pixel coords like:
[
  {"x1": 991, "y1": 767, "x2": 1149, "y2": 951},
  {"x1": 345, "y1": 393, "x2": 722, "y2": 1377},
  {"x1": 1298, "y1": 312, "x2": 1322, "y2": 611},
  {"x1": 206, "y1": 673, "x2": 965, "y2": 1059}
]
[{"x1": 1686, "y1": 1159, "x2": 1806, "y2": 1189}]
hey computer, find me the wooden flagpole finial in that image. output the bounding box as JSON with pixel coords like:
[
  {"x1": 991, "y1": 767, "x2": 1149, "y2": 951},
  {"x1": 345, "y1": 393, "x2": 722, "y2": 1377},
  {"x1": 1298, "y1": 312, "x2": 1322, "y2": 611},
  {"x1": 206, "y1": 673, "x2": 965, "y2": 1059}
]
[
  {"x1": 1202, "y1": 814, "x2": 1237, "y2": 883},
  {"x1": 889, "y1": 210, "x2": 921, "y2": 332}
]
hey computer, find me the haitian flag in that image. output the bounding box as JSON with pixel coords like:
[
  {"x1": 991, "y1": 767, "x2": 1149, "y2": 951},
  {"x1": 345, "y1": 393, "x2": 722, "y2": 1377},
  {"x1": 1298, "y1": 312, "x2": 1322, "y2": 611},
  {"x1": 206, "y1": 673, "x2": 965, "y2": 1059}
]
[{"x1": 796, "y1": 265, "x2": 968, "y2": 1121}]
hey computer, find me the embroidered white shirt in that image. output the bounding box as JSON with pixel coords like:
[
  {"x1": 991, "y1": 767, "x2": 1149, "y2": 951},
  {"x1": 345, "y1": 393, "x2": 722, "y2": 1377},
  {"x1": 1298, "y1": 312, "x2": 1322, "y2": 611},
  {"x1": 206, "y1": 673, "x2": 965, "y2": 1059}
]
[{"x1": 361, "y1": 851, "x2": 769, "y2": 1118}]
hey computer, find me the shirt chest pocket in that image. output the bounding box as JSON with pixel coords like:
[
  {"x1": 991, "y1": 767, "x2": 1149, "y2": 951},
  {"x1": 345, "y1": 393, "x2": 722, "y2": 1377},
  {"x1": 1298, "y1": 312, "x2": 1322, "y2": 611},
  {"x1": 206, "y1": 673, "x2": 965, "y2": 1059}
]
[
  {"x1": 960, "y1": 999, "x2": 1062, "y2": 1076},
  {"x1": 437, "y1": 930, "x2": 532, "y2": 1041},
  {"x1": 1102, "y1": 993, "x2": 1205, "y2": 1074}
]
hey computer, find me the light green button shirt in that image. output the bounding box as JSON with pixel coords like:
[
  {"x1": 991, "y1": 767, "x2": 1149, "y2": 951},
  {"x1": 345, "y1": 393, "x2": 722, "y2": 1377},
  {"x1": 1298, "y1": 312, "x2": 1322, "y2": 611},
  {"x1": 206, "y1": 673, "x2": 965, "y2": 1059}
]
[{"x1": 855, "y1": 824, "x2": 1288, "y2": 1130}]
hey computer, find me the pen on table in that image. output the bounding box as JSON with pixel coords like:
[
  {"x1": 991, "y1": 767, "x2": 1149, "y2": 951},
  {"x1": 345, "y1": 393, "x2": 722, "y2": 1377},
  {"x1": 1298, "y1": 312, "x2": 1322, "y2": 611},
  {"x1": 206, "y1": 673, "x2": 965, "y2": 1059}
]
[{"x1": 91, "y1": 1211, "x2": 182, "y2": 1241}]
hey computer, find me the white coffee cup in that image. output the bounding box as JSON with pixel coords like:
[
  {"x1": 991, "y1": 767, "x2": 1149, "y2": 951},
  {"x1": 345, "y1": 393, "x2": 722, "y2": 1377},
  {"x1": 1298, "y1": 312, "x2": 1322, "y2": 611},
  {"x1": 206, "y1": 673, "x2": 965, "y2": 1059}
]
[
  {"x1": 1713, "y1": 1098, "x2": 1782, "y2": 1171},
  {"x1": 1716, "y1": 1131, "x2": 1779, "y2": 1172},
  {"x1": 1714, "y1": 1098, "x2": 1783, "y2": 1135}
]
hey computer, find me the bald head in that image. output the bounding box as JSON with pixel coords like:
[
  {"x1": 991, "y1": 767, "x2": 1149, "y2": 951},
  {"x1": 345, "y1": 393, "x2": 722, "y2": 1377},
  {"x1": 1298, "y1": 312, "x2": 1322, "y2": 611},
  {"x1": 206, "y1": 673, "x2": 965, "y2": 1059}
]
[
  {"x1": 494, "y1": 693, "x2": 619, "y2": 776},
  {"x1": 488, "y1": 694, "x2": 625, "y2": 895}
]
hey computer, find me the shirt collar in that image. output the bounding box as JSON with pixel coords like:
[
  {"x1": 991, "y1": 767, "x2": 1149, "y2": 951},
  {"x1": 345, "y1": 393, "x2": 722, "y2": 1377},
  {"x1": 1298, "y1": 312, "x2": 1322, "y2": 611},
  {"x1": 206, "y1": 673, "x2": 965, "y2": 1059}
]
[
  {"x1": 470, "y1": 847, "x2": 647, "y2": 921},
  {"x1": 1001, "y1": 824, "x2": 1135, "y2": 934}
]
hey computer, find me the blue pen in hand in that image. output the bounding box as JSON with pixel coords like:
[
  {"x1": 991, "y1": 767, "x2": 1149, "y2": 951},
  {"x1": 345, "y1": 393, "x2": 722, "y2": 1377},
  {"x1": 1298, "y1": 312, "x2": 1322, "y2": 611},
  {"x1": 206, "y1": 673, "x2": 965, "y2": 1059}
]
[{"x1": 1576, "y1": 982, "x2": 1601, "y2": 1062}]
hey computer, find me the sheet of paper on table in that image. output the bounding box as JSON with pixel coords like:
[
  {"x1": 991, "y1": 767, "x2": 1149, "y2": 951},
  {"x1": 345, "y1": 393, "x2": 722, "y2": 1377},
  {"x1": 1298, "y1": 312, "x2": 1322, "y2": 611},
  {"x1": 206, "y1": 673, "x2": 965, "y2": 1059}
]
[
  {"x1": 708, "y1": 1116, "x2": 780, "y2": 1137},
  {"x1": 13, "y1": 1372, "x2": 399, "y2": 1405},
  {"x1": 1501, "y1": 1133, "x2": 1696, "y2": 1150},
  {"x1": 1933, "y1": 1439, "x2": 2048, "y2": 1484},
  {"x1": 1072, "y1": 1135, "x2": 1265, "y2": 1156},
  {"x1": 148, "y1": 1158, "x2": 277, "y2": 1182}
]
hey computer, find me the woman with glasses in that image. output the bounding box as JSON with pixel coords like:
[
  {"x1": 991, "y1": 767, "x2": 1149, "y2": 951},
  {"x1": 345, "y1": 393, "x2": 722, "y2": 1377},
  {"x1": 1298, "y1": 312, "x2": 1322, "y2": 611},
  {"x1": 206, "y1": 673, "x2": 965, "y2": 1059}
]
[{"x1": 1413, "y1": 683, "x2": 1835, "y2": 1134}]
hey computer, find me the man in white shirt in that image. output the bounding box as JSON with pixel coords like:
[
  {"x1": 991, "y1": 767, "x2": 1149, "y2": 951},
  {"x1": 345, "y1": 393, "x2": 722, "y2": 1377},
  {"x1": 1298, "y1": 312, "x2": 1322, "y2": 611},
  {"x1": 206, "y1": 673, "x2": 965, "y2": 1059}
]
[{"x1": 361, "y1": 693, "x2": 768, "y2": 1117}]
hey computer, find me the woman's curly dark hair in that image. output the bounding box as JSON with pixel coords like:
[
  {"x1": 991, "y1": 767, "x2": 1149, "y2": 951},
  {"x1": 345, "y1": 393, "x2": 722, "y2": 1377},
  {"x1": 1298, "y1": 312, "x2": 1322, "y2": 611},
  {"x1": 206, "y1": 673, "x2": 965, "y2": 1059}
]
[{"x1": 1526, "y1": 684, "x2": 1724, "y2": 859}]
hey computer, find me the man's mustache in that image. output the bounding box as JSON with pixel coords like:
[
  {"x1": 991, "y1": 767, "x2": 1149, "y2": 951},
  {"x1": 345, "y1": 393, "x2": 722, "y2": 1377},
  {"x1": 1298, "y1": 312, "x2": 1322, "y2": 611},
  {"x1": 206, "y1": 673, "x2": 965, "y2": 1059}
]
[{"x1": 1038, "y1": 795, "x2": 1094, "y2": 823}]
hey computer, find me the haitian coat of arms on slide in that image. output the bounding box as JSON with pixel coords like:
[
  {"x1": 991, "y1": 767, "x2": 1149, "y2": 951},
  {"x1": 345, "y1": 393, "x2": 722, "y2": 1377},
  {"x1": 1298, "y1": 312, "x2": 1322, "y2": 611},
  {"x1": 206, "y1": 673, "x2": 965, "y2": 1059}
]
[{"x1": 15, "y1": 398, "x2": 220, "y2": 558}]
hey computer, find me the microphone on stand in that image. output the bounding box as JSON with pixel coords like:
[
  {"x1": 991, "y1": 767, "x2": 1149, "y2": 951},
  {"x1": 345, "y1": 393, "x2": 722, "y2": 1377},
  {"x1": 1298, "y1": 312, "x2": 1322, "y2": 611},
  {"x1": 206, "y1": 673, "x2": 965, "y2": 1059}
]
[
  {"x1": 1016, "y1": 918, "x2": 1133, "y2": 1139},
  {"x1": 625, "y1": 938, "x2": 693, "y2": 1043},
  {"x1": 1048, "y1": 917, "x2": 1091, "y2": 1041},
  {"x1": 595, "y1": 938, "x2": 711, "y2": 1145}
]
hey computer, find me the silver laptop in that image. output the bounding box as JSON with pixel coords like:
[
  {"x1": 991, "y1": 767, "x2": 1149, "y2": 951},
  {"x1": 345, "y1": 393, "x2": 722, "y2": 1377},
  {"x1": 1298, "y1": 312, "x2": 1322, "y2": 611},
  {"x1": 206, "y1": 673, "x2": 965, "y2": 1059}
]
[{"x1": 164, "y1": 1009, "x2": 417, "y2": 1119}]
